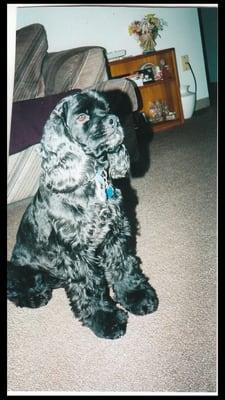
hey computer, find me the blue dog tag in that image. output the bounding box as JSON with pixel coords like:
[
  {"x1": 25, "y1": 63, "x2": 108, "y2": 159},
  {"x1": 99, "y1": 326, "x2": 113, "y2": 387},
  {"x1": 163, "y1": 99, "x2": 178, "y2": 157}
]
[
  {"x1": 96, "y1": 170, "x2": 115, "y2": 201},
  {"x1": 106, "y1": 185, "x2": 114, "y2": 199}
]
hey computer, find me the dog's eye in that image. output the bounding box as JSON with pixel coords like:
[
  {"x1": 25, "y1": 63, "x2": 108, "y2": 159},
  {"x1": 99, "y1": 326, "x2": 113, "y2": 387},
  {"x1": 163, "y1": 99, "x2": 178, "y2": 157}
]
[{"x1": 76, "y1": 113, "x2": 90, "y2": 123}]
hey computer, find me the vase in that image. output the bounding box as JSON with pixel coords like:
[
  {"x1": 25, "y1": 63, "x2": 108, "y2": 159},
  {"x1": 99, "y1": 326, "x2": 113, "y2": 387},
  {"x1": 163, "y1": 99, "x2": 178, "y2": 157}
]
[
  {"x1": 140, "y1": 34, "x2": 156, "y2": 55},
  {"x1": 180, "y1": 85, "x2": 196, "y2": 119}
]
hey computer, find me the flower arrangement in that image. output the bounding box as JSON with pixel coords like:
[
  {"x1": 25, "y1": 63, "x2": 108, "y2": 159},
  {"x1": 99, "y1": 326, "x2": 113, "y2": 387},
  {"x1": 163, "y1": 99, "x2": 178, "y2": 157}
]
[{"x1": 128, "y1": 13, "x2": 167, "y2": 53}]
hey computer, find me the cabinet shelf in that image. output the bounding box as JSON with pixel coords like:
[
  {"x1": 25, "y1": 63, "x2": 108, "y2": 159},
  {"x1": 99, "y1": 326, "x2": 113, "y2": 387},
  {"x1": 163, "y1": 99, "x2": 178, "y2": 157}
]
[
  {"x1": 109, "y1": 48, "x2": 184, "y2": 133},
  {"x1": 151, "y1": 118, "x2": 182, "y2": 133},
  {"x1": 139, "y1": 76, "x2": 175, "y2": 87}
]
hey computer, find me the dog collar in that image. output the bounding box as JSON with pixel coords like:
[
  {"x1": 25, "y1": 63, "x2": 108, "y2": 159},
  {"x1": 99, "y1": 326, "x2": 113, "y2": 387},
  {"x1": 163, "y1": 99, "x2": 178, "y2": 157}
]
[{"x1": 95, "y1": 170, "x2": 114, "y2": 201}]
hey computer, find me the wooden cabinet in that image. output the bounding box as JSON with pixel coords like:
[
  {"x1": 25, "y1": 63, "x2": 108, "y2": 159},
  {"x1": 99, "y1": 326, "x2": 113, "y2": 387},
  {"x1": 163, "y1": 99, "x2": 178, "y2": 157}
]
[{"x1": 109, "y1": 48, "x2": 184, "y2": 133}]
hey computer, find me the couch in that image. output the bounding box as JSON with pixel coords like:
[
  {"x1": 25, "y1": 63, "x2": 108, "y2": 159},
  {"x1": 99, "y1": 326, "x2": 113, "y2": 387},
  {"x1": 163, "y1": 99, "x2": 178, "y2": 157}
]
[{"x1": 8, "y1": 23, "x2": 140, "y2": 204}]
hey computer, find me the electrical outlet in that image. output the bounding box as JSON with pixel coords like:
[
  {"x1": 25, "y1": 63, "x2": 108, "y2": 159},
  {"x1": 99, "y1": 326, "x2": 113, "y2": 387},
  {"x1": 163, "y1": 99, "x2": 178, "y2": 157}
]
[{"x1": 181, "y1": 55, "x2": 190, "y2": 71}]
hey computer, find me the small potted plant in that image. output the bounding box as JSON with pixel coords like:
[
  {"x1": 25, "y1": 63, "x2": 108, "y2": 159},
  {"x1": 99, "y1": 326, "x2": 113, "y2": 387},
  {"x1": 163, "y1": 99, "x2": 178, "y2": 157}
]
[{"x1": 128, "y1": 13, "x2": 167, "y2": 54}]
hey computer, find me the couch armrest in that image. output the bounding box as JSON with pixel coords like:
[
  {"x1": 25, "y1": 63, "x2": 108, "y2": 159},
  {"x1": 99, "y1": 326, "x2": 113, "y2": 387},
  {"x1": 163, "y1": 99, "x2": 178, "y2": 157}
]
[
  {"x1": 42, "y1": 46, "x2": 108, "y2": 95},
  {"x1": 86, "y1": 78, "x2": 139, "y2": 113}
]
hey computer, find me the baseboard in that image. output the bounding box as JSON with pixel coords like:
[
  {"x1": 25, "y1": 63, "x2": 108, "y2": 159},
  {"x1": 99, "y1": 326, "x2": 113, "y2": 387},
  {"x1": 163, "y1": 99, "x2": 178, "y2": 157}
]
[{"x1": 195, "y1": 97, "x2": 210, "y2": 110}]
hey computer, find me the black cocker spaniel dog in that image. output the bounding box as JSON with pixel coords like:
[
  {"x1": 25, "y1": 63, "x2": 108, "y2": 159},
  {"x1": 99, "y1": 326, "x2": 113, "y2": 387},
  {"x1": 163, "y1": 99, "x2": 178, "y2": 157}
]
[{"x1": 7, "y1": 90, "x2": 158, "y2": 339}]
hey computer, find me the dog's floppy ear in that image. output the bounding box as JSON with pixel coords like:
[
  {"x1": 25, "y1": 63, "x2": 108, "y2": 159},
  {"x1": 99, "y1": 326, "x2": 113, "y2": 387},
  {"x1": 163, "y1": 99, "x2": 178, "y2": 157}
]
[
  {"x1": 40, "y1": 97, "x2": 71, "y2": 155},
  {"x1": 108, "y1": 144, "x2": 130, "y2": 179},
  {"x1": 53, "y1": 98, "x2": 69, "y2": 127},
  {"x1": 39, "y1": 95, "x2": 94, "y2": 193}
]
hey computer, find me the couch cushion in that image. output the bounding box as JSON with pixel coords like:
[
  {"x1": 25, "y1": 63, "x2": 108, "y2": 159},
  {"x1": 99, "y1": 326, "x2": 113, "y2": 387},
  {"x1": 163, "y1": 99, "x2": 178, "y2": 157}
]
[
  {"x1": 43, "y1": 47, "x2": 108, "y2": 95},
  {"x1": 7, "y1": 145, "x2": 41, "y2": 204},
  {"x1": 10, "y1": 88, "x2": 81, "y2": 155},
  {"x1": 13, "y1": 23, "x2": 48, "y2": 101}
]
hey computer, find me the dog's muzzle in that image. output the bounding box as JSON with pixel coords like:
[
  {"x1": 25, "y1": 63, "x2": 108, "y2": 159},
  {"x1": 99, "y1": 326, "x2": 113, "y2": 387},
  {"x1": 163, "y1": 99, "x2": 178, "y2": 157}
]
[
  {"x1": 103, "y1": 115, "x2": 124, "y2": 152},
  {"x1": 105, "y1": 115, "x2": 121, "y2": 134}
]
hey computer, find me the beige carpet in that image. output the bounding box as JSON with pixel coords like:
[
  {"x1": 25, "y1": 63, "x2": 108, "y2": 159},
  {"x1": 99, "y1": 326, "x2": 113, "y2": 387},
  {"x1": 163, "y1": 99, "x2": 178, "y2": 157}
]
[{"x1": 7, "y1": 105, "x2": 217, "y2": 394}]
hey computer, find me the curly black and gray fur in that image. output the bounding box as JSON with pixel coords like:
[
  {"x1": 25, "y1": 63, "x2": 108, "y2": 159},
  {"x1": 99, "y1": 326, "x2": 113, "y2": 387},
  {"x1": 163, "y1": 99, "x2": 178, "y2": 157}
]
[{"x1": 7, "y1": 90, "x2": 158, "y2": 339}]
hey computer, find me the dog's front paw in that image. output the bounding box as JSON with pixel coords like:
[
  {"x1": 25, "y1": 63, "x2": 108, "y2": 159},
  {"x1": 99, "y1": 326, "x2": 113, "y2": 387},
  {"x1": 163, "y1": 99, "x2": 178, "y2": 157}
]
[
  {"x1": 7, "y1": 285, "x2": 53, "y2": 308},
  {"x1": 120, "y1": 285, "x2": 159, "y2": 316},
  {"x1": 7, "y1": 264, "x2": 53, "y2": 308},
  {"x1": 86, "y1": 308, "x2": 128, "y2": 339}
]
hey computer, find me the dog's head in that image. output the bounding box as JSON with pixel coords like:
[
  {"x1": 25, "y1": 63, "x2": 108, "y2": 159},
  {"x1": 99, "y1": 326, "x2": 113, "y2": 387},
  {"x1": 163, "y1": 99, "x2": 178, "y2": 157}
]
[
  {"x1": 70, "y1": 91, "x2": 126, "y2": 157},
  {"x1": 40, "y1": 90, "x2": 130, "y2": 192},
  {"x1": 44, "y1": 90, "x2": 125, "y2": 156}
]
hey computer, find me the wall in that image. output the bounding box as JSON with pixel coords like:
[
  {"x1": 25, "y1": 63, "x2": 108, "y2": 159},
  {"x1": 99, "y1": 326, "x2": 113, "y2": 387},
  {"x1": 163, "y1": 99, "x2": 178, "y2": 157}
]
[
  {"x1": 199, "y1": 8, "x2": 218, "y2": 83},
  {"x1": 15, "y1": 5, "x2": 211, "y2": 103}
]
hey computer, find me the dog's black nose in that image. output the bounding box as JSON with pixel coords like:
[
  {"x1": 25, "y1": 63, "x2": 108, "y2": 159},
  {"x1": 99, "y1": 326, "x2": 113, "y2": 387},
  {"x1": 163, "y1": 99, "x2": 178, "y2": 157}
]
[{"x1": 107, "y1": 115, "x2": 119, "y2": 128}]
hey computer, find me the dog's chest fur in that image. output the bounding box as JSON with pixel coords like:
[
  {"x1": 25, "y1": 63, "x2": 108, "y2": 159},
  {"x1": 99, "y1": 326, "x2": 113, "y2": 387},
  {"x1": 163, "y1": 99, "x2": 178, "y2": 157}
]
[
  {"x1": 45, "y1": 188, "x2": 125, "y2": 278},
  {"x1": 48, "y1": 185, "x2": 123, "y2": 241}
]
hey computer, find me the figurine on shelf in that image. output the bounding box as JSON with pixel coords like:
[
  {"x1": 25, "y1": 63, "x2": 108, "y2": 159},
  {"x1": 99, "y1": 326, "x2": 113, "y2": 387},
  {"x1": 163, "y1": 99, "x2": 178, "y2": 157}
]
[
  {"x1": 159, "y1": 58, "x2": 171, "y2": 80},
  {"x1": 148, "y1": 101, "x2": 158, "y2": 122},
  {"x1": 165, "y1": 111, "x2": 176, "y2": 120},
  {"x1": 162, "y1": 64, "x2": 171, "y2": 79},
  {"x1": 154, "y1": 66, "x2": 163, "y2": 80},
  {"x1": 161, "y1": 100, "x2": 170, "y2": 119},
  {"x1": 149, "y1": 100, "x2": 163, "y2": 122}
]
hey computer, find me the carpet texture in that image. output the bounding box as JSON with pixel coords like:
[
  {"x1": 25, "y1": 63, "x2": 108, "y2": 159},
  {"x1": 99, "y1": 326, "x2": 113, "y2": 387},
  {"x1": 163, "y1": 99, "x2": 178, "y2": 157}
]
[{"x1": 7, "y1": 103, "x2": 217, "y2": 394}]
